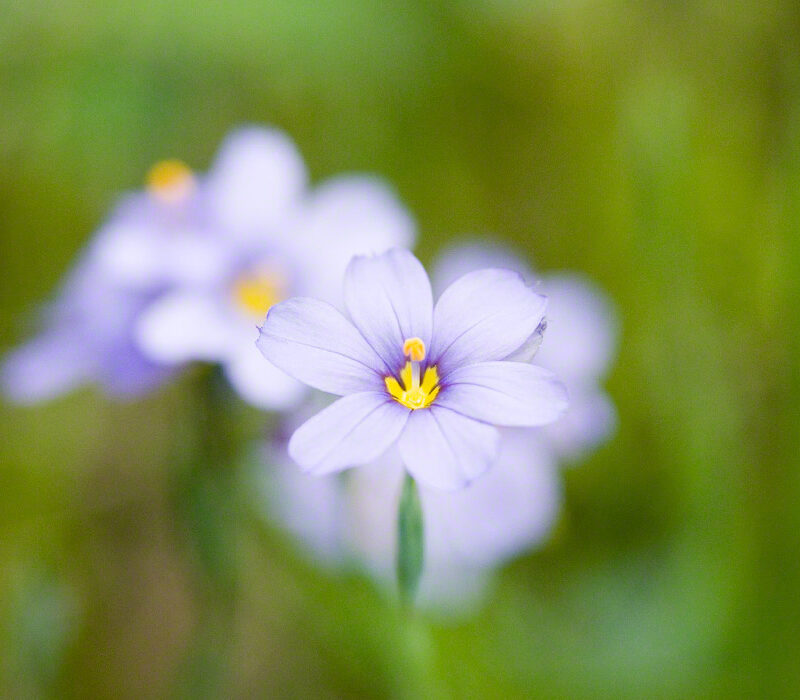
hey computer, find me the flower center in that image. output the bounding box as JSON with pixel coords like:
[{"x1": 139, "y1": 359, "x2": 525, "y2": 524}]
[
  {"x1": 146, "y1": 159, "x2": 195, "y2": 204},
  {"x1": 385, "y1": 337, "x2": 440, "y2": 410},
  {"x1": 232, "y1": 265, "x2": 287, "y2": 319}
]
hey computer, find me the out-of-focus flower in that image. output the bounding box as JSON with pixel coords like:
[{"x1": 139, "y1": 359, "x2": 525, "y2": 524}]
[
  {"x1": 2, "y1": 238, "x2": 173, "y2": 403},
  {"x1": 258, "y1": 248, "x2": 568, "y2": 490},
  {"x1": 3, "y1": 126, "x2": 415, "y2": 407},
  {"x1": 349, "y1": 431, "x2": 559, "y2": 609},
  {"x1": 258, "y1": 424, "x2": 558, "y2": 610},
  {"x1": 261, "y1": 241, "x2": 616, "y2": 612},
  {"x1": 134, "y1": 128, "x2": 415, "y2": 409}
]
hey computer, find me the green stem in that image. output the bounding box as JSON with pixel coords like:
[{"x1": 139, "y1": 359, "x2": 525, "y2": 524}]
[
  {"x1": 173, "y1": 367, "x2": 239, "y2": 697},
  {"x1": 397, "y1": 473, "x2": 424, "y2": 607}
]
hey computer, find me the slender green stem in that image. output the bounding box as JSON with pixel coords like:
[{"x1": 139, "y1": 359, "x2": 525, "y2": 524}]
[
  {"x1": 173, "y1": 367, "x2": 239, "y2": 697},
  {"x1": 397, "y1": 473, "x2": 424, "y2": 607}
]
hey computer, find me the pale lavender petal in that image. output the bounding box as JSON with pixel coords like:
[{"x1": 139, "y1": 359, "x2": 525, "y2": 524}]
[
  {"x1": 292, "y1": 177, "x2": 416, "y2": 305},
  {"x1": 542, "y1": 388, "x2": 617, "y2": 460},
  {"x1": 257, "y1": 297, "x2": 387, "y2": 395},
  {"x1": 421, "y1": 429, "x2": 560, "y2": 568},
  {"x1": 207, "y1": 126, "x2": 307, "y2": 237},
  {"x1": 99, "y1": 339, "x2": 175, "y2": 398},
  {"x1": 289, "y1": 392, "x2": 409, "y2": 475},
  {"x1": 93, "y1": 222, "x2": 231, "y2": 290},
  {"x1": 135, "y1": 291, "x2": 238, "y2": 364},
  {"x1": 224, "y1": 340, "x2": 305, "y2": 410},
  {"x1": 91, "y1": 223, "x2": 165, "y2": 288},
  {"x1": 1, "y1": 329, "x2": 93, "y2": 403},
  {"x1": 429, "y1": 269, "x2": 547, "y2": 378},
  {"x1": 437, "y1": 361, "x2": 568, "y2": 427},
  {"x1": 263, "y1": 449, "x2": 346, "y2": 563},
  {"x1": 397, "y1": 406, "x2": 499, "y2": 490},
  {"x1": 343, "y1": 249, "x2": 433, "y2": 373},
  {"x1": 536, "y1": 273, "x2": 617, "y2": 384}
]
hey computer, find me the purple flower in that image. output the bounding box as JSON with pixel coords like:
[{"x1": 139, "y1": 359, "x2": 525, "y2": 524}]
[
  {"x1": 2, "y1": 236, "x2": 173, "y2": 403},
  {"x1": 261, "y1": 241, "x2": 617, "y2": 612},
  {"x1": 2, "y1": 129, "x2": 285, "y2": 403},
  {"x1": 134, "y1": 128, "x2": 415, "y2": 409},
  {"x1": 257, "y1": 248, "x2": 568, "y2": 490}
]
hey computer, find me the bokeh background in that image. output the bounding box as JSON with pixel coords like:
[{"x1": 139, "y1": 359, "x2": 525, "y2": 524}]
[{"x1": 2, "y1": 0, "x2": 799, "y2": 697}]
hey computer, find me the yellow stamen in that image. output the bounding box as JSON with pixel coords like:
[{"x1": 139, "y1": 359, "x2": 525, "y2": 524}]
[
  {"x1": 146, "y1": 159, "x2": 195, "y2": 204},
  {"x1": 385, "y1": 362, "x2": 439, "y2": 410},
  {"x1": 232, "y1": 266, "x2": 286, "y2": 319},
  {"x1": 403, "y1": 337, "x2": 426, "y2": 362}
]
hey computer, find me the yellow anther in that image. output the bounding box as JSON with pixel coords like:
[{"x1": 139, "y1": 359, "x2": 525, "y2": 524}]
[
  {"x1": 385, "y1": 362, "x2": 439, "y2": 410},
  {"x1": 146, "y1": 159, "x2": 195, "y2": 204},
  {"x1": 232, "y1": 266, "x2": 287, "y2": 319},
  {"x1": 403, "y1": 337, "x2": 426, "y2": 363}
]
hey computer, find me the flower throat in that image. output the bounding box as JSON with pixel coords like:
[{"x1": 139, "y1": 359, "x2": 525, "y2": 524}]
[{"x1": 385, "y1": 337, "x2": 439, "y2": 410}]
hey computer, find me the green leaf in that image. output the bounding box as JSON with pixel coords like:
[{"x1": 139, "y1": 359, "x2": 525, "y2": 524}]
[{"x1": 397, "y1": 473, "x2": 424, "y2": 606}]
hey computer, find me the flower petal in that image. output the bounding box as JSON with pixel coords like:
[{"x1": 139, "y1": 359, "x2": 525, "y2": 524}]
[
  {"x1": 207, "y1": 126, "x2": 307, "y2": 238},
  {"x1": 224, "y1": 340, "x2": 305, "y2": 410},
  {"x1": 343, "y1": 249, "x2": 433, "y2": 373},
  {"x1": 421, "y1": 429, "x2": 560, "y2": 568},
  {"x1": 1, "y1": 328, "x2": 93, "y2": 403},
  {"x1": 99, "y1": 338, "x2": 174, "y2": 398},
  {"x1": 257, "y1": 297, "x2": 387, "y2": 395},
  {"x1": 289, "y1": 392, "x2": 409, "y2": 475},
  {"x1": 436, "y1": 361, "x2": 568, "y2": 427},
  {"x1": 292, "y1": 177, "x2": 416, "y2": 305},
  {"x1": 542, "y1": 387, "x2": 617, "y2": 460},
  {"x1": 264, "y1": 448, "x2": 346, "y2": 563},
  {"x1": 135, "y1": 291, "x2": 237, "y2": 364},
  {"x1": 397, "y1": 406, "x2": 499, "y2": 490},
  {"x1": 429, "y1": 269, "x2": 547, "y2": 378}
]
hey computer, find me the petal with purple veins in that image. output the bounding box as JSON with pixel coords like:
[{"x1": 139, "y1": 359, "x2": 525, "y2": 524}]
[
  {"x1": 436, "y1": 361, "x2": 568, "y2": 427},
  {"x1": 397, "y1": 406, "x2": 499, "y2": 490},
  {"x1": 257, "y1": 297, "x2": 387, "y2": 395},
  {"x1": 289, "y1": 392, "x2": 409, "y2": 474},
  {"x1": 429, "y1": 269, "x2": 547, "y2": 378},
  {"x1": 343, "y1": 249, "x2": 433, "y2": 372}
]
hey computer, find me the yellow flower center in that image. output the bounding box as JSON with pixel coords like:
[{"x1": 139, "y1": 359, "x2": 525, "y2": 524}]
[
  {"x1": 385, "y1": 337, "x2": 440, "y2": 410},
  {"x1": 146, "y1": 159, "x2": 195, "y2": 204},
  {"x1": 232, "y1": 266, "x2": 287, "y2": 319}
]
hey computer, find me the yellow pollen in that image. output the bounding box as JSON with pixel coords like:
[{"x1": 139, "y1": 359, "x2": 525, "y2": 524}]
[
  {"x1": 232, "y1": 267, "x2": 286, "y2": 319},
  {"x1": 403, "y1": 337, "x2": 426, "y2": 362},
  {"x1": 385, "y1": 362, "x2": 440, "y2": 410},
  {"x1": 146, "y1": 159, "x2": 195, "y2": 204}
]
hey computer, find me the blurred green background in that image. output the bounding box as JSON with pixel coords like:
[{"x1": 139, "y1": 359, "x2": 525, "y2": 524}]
[{"x1": 2, "y1": 0, "x2": 799, "y2": 697}]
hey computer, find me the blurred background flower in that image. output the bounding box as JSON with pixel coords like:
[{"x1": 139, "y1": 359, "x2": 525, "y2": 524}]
[
  {"x1": 2, "y1": 0, "x2": 798, "y2": 697},
  {"x1": 3, "y1": 126, "x2": 414, "y2": 409}
]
